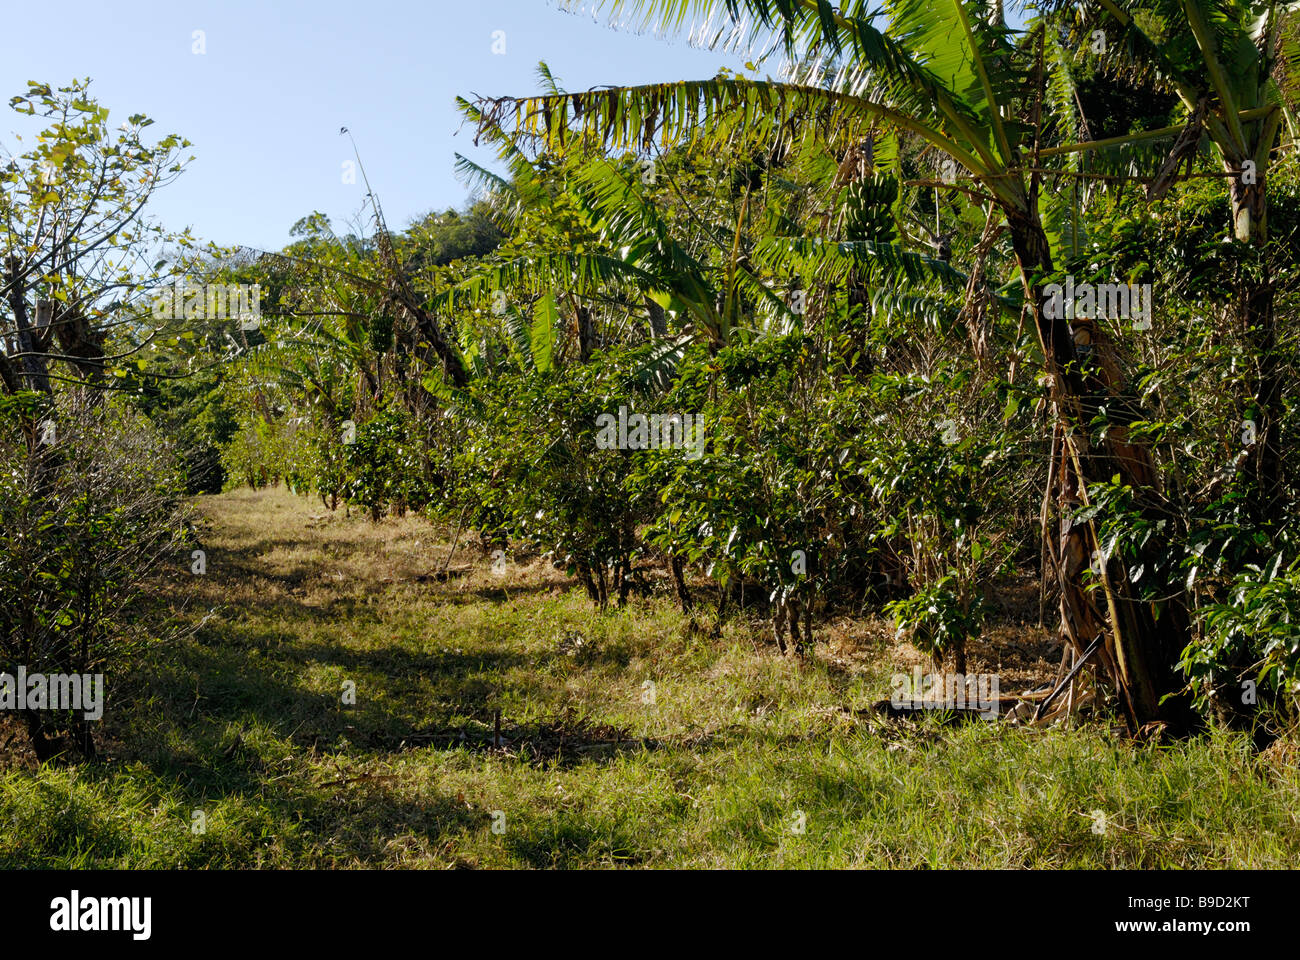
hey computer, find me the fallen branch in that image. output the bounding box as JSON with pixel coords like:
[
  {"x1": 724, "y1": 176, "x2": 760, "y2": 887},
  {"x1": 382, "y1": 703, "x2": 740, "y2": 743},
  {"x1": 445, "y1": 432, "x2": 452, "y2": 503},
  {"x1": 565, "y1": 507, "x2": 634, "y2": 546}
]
[{"x1": 1033, "y1": 636, "x2": 1102, "y2": 723}]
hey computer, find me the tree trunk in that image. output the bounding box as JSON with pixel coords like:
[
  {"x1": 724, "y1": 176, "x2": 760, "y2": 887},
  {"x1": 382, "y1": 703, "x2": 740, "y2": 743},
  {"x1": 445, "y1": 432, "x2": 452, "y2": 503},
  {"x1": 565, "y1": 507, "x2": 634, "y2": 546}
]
[
  {"x1": 645, "y1": 296, "x2": 668, "y2": 338},
  {"x1": 1229, "y1": 170, "x2": 1282, "y2": 521},
  {"x1": 668, "y1": 551, "x2": 692, "y2": 613},
  {"x1": 576, "y1": 560, "x2": 599, "y2": 604},
  {"x1": 1005, "y1": 206, "x2": 1192, "y2": 731},
  {"x1": 406, "y1": 301, "x2": 468, "y2": 388},
  {"x1": 22, "y1": 710, "x2": 60, "y2": 764},
  {"x1": 771, "y1": 597, "x2": 787, "y2": 654},
  {"x1": 5, "y1": 257, "x2": 53, "y2": 395},
  {"x1": 576, "y1": 305, "x2": 596, "y2": 362}
]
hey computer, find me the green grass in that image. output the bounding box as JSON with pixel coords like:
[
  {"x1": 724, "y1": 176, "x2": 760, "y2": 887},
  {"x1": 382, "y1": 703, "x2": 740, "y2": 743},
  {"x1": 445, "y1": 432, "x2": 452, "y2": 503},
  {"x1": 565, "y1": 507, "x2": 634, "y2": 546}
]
[{"x1": 1, "y1": 487, "x2": 1297, "y2": 868}]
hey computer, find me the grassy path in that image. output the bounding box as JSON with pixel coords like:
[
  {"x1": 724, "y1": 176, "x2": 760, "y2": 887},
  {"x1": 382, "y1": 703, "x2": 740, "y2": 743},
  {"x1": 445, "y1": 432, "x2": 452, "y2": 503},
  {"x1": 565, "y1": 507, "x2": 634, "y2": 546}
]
[{"x1": 2, "y1": 488, "x2": 1298, "y2": 867}]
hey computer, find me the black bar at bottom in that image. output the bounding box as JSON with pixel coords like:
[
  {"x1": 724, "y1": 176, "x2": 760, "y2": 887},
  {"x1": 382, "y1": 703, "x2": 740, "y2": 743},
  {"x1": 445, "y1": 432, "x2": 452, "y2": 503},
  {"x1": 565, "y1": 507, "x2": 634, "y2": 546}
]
[{"x1": 0, "y1": 868, "x2": 1278, "y2": 946}]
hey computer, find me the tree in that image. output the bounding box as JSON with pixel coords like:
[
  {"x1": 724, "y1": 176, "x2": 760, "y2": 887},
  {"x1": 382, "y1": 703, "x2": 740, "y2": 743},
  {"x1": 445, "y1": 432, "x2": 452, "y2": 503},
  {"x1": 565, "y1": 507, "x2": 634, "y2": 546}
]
[
  {"x1": 1, "y1": 80, "x2": 193, "y2": 402},
  {"x1": 0, "y1": 80, "x2": 195, "y2": 760},
  {"x1": 1056, "y1": 0, "x2": 1294, "y2": 530}
]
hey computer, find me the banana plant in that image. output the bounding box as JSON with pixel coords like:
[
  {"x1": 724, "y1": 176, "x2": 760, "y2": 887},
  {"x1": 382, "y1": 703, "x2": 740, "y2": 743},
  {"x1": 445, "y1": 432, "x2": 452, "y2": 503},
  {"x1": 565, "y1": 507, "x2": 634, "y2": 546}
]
[
  {"x1": 469, "y1": 0, "x2": 1285, "y2": 728},
  {"x1": 1048, "y1": 0, "x2": 1298, "y2": 527},
  {"x1": 434, "y1": 148, "x2": 798, "y2": 381}
]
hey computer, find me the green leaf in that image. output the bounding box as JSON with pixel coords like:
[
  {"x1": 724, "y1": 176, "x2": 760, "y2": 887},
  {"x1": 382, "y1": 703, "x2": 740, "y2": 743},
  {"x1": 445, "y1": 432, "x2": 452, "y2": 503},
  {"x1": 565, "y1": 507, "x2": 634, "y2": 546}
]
[{"x1": 531, "y1": 293, "x2": 557, "y2": 373}]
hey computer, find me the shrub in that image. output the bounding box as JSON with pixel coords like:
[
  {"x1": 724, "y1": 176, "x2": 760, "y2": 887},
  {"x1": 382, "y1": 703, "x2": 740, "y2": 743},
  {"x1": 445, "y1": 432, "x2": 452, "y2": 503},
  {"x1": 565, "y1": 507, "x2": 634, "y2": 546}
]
[{"x1": 0, "y1": 394, "x2": 189, "y2": 761}]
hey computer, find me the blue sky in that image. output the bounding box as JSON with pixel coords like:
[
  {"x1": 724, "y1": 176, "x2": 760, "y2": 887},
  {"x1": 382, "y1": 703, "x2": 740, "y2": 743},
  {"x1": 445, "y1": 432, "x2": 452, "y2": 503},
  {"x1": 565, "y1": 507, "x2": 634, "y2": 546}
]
[{"x1": 1, "y1": 1, "x2": 750, "y2": 251}]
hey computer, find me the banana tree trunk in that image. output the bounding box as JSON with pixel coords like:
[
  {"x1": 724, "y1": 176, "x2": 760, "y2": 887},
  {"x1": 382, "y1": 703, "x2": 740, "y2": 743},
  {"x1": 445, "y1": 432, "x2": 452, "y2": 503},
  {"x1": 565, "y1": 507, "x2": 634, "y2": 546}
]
[
  {"x1": 1229, "y1": 171, "x2": 1282, "y2": 520},
  {"x1": 576, "y1": 304, "x2": 596, "y2": 362},
  {"x1": 1004, "y1": 205, "x2": 1191, "y2": 731}
]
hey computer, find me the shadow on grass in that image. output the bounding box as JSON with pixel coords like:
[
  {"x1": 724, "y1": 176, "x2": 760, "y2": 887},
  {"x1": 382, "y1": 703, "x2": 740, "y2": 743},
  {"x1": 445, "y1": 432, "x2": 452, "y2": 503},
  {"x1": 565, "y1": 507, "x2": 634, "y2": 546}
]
[
  {"x1": 502, "y1": 811, "x2": 646, "y2": 868},
  {"x1": 0, "y1": 757, "x2": 492, "y2": 868}
]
